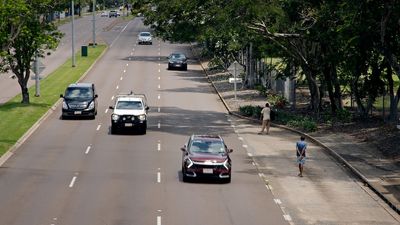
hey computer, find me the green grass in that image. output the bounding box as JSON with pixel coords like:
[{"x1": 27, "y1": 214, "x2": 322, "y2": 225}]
[{"x1": 0, "y1": 45, "x2": 107, "y2": 156}]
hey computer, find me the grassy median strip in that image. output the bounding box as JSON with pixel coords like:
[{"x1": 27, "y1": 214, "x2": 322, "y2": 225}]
[{"x1": 0, "y1": 45, "x2": 107, "y2": 156}]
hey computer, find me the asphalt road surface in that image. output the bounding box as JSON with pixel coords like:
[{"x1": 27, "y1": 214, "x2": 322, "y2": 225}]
[{"x1": 0, "y1": 17, "x2": 289, "y2": 225}]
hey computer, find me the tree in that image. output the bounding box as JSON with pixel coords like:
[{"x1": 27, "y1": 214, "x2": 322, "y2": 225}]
[{"x1": 0, "y1": 0, "x2": 63, "y2": 104}]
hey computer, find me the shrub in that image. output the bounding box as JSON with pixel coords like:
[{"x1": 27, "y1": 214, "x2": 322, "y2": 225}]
[
  {"x1": 336, "y1": 108, "x2": 352, "y2": 123},
  {"x1": 268, "y1": 94, "x2": 287, "y2": 109},
  {"x1": 255, "y1": 85, "x2": 267, "y2": 97},
  {"x1": 239, "y1": 105, "x2": 262, "y2": 118}
]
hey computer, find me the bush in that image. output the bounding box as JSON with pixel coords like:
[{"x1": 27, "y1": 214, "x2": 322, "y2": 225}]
[
  {"x1": 268, "y1": 94, "x2": 287, "y2": 109},
  {"x1": 255, "y1": 85, "x2": 267, "y2": 97},
  {"x1": 239, "y1": 105, "x2": 262, "y2": 118},
  {"x1": 336, "y1": 108, "x2": 352, "y2": 123}
]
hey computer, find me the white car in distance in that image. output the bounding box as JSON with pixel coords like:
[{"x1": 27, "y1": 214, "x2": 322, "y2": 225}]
[{"x1": 137, "y1": 32, "x2": 152, "y2": 45}]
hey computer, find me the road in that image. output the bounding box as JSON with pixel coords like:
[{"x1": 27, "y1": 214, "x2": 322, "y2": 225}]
[{"x1": 0, "y1": 17, "x2": 289, "y2": 225}]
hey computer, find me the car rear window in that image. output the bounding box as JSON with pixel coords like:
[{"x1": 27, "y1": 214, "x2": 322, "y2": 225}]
[{"x1": 140, "y1": 32, "x2": 151, "y2": 36}]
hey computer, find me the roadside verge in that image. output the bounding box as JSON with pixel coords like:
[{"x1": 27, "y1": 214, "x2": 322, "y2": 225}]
[{"x1": 0, "y1": 45, "x2": 108, "y2": 166}]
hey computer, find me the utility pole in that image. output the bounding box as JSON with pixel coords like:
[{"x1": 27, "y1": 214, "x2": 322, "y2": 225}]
[
  {"x1": 71, "y1": 0, "x2": 76, "y2": 67},
  {"x1": 92, "y1": 0, "x2": 96, "y2": 47},
  {"x1": 34, "y1": 53, "x2": 40, "y2": 97}
]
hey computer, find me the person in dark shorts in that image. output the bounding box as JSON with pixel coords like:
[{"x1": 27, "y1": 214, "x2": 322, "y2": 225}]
[{"x1": 296, "y1": 136, "x2": 307, "y2": 177}]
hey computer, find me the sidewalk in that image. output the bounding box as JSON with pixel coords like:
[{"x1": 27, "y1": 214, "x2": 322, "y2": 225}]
[{"x1": 195, "y1": 56, "x2": 400, "y2": 224}]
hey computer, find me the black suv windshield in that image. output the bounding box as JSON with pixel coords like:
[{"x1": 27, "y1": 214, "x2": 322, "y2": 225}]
[
  {"x1": 116, "y1": 101, "x2": 143, "y2": 110},
  {"x1": 65, "y1": 87, "x2": 93, "y2": 99}
]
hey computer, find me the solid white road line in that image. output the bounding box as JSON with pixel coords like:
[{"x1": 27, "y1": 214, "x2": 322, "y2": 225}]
[
  {"x1": 69, "y1": 176, "x2": 77, "y2": 188},
  {"x1": 85, "y1": 146, "x2": 91, "y2": 154},
  {"x1": 96, "y1": 125, "x2": 101, "y2": 131}
]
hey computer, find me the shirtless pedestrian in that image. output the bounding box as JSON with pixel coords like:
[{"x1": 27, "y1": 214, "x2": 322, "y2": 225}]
[
  {"x1": 259, "y1": 102, "x2": 271, "y2": 134},
  {"x1": 296, "y1": 136, "x2": 307, "y2": 177}
]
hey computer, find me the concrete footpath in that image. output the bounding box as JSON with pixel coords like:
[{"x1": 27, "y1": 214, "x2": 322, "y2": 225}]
[{"x1": 194, "y1": 55, "x2": 400, "y2": 224}]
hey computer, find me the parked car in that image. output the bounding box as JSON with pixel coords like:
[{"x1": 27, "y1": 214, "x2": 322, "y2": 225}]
[
  {"x1": 109, "y1": 92, "x2": 149, "y2": 134},
  {"x1": 168, "y1": 52, "x2": 188, "y2": 70},
  {"x1": 60, "y1": 83, "x2": 98, "y2": 119},
  {"x1": 181, "y1": 135, "x2": 233, "y2": 183},
  {"x1": 109, "y1": 10, "x2": 118, "y2": 17},
  {"x1": 137, "y1": 32, "x2": 152, "y2": 45}
]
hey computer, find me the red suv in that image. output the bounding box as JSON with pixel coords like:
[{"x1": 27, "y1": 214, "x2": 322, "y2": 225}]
[{"x1": 181, "y1": 135, "x2": 233, "y2": 183}]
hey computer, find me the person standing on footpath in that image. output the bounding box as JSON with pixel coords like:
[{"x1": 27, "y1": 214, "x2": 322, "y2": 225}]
[
  {"x1": 296, "y1": 136, "x2": 307, "y2": 177},
  {"x1": 258, "y1": 102, "x2": 271, "y2": 135}
]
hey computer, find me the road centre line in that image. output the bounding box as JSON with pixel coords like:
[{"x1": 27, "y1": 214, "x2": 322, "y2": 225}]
[
  {"x1": 105, "y1": 108, "x2": 109, "y2": 114},
  {"x1": 158, "y1": 94, "x2": 160, "y2": 100},
  {"x1": 158, "y1": 122, "x2": 161, "y2": 129},
  {"x1": 111, "y1": 96, "x2": 114, "y2": 100},
  {"x1": 116, "y1": 85, "x2": 119, "y2": 90},
  {"x1": 157, "y1": 142, "x2": 161, "y2": 151},
  {"x1": 96, "y1": 125, "x2": 101, "y2": 131},
  {"x1": 69, "y1": 176, "x2": 77, "y2": 188},
  {"x1": 157, "y1": 171, "x2": 161, "y2": 183},
  {"x1": 120, "y1": 77, "x2": 123, "y2": 80},
  {"x1": 85, "y1": 146, "x2": 91, "y2": 154}
]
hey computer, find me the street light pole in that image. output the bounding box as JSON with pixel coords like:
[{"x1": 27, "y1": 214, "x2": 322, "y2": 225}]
[
  {"x1": 71, "y1": 0, "x2": 76, "y2": 67},
  {"x1": 92, "y1": 0, "x2": 96, "y2": 47}
]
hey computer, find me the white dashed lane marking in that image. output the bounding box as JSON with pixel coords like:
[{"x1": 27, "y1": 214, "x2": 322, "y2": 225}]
[
  {"x1": 105, "y1": 108, "x2": 109, "y2": 114},
  {"x1": 157, "y1": 142, "x2": 161, "y2": 151},
  {"x1": 157, "y1": 171, "x2": 161, "y2": 183},
  {"x1": 157, "y1": 216, "x2": 161, "y2": 225},
  {"x1": 111, "y1": 96, "x2": 114, "y2": 100},
  {"x1": 116, "y1": 85, "x2": 119, "y2": 90},
  {"x1": 85, "y1": 146, "x2": 91, "y2": 154},
  {"x1": 69, "y1": 176, "x2": 77, "y2": 188},
  {"x1": 242, "y1": 144, "x2": 248, "y2": 148},
  {"x1": 158, "y1": 94, "x2": 160, "y2": 100},
  {"x1": 96, "y1": 125, "x2": 101, "y2": 131},
  {"x1": 158, "y1": 107, "x2": 160, "y2": 113},
  {"x1": 158, "y1": 122, "x2": 161, "y2": 129}
]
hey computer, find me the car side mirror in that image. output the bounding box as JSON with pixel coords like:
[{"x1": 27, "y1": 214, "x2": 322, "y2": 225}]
[
  {"x1": 95, "y1": 94, "x2": 98, "y2": 98},
  {"x1": 228, "y1": 149, "x2": 233, "y2": 153},
  {"x1": 145, "y1": 106, "x2": 149, "y2": 111},
  {"x1": 180, "y1": 147, "x2": 186, "y2": 152},
  {"x1": 60, "y1": 94, "x2": 64, "y2": 98},
  {"x1": 109, "y1": 106, "x2": 114, "y2": 109}
]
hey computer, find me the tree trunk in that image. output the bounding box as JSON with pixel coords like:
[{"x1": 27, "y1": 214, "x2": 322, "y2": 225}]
[{"x1": 303, "y1": 67, "x2": 320, "y2": 116}]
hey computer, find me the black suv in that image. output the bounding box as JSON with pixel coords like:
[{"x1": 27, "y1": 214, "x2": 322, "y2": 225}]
[{"x1": 60, "y1": 83, "x2": 98, "y2": 119}]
